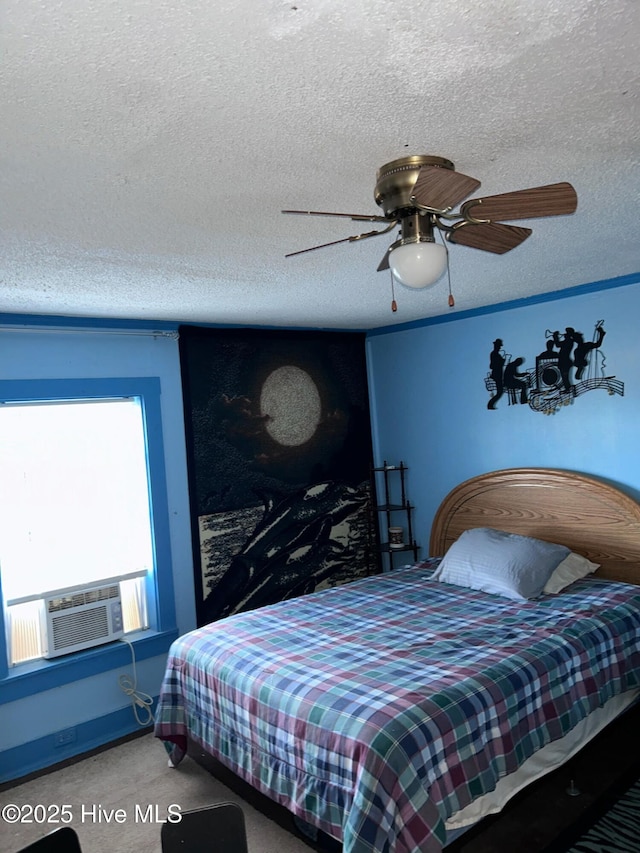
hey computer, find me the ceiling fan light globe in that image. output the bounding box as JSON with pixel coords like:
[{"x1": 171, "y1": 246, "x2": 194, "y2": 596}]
[{"x1": 388, "y1": 241, "x2": 447, "y2": 289}]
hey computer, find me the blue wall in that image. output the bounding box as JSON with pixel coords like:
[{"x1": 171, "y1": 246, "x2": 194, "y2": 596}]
[
  {"x1": 2, "y1": 272, "x2": 640, "y2": 779},
  {"x1": 366, "y1": 275, "x2": 640, "y2": 558},
  {"x1": 0, "y1": 323, "x2": 196, "y2": 780}
]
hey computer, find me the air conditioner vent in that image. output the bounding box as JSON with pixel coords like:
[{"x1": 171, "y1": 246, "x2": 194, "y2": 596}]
[
  {"x1": 47, "y1": 584, "x2": 119, "y2": 613},
  {"x1": 51, "y1": 606, "x2": 109, "y2": 648}
]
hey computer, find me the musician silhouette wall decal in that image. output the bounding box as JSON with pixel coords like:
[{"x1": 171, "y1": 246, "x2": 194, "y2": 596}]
[{"x1": 485, "y1": 321, "x2": 623, "y2": 414}]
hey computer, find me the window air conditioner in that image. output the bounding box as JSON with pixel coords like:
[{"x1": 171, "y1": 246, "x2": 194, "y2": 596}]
[{"x1": 41, "y1": 581, "x2": 124, "y2": 658}]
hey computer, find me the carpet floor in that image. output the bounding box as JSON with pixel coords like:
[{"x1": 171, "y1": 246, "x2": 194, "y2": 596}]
[{"x1": 0, "y1": 732, "x2": 313, "y2": 853}]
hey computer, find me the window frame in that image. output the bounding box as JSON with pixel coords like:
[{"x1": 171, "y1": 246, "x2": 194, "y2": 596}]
[{"x1": 0, "y1": 377, "x2": 178, "y2": 702}]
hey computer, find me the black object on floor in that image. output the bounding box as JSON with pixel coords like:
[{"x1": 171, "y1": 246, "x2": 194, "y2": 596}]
[
  {"x1": 161, "y1": 801, "x2": 249, "y2": 853},
  {"x1": 17, "y1": 827, "x2": 82, "y2": 852}
]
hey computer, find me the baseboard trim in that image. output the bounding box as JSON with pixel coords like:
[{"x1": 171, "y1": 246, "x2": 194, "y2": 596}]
[{"x1": 0, "y1": 702, "x2": 158, "y2": 786}]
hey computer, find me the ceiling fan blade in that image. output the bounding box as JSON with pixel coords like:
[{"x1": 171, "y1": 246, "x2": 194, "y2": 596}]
[
  {"x1": 286, "y1": 223, "x2": 396, "y2": 258},
  {"x1": 449, "y1": 222, "x2": 532, "y2": 254},
  {"x1": 282, "y1": 209, "x2": 389, "y2": 223},
  {"x1": 411, "y1": 165, "x2": 481, "y2": 212},
  {"x1": 461, "y1": 182, "x2": 577, "y2": 222},
  {"x1": 285, "y1": 236, "x2": 360, "y2": 257}
]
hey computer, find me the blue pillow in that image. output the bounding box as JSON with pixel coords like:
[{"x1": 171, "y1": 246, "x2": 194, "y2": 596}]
[{"x1": 431, "y1": 527, "x2": 570, "y2": 601}]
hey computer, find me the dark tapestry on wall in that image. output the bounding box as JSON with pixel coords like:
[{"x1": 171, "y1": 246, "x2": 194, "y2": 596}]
[{"x1": 179, "y1": 326, "x2": 378, "y2": 626}]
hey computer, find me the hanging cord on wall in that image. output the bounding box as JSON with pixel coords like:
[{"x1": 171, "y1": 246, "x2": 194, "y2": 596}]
[{"x1": 118, "y1": 637, "x2": 154, "y2": 726}]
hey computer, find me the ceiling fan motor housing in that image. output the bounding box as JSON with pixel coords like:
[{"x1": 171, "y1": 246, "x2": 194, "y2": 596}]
[{"x1": 374, "y1": 155, "x2": 454, "y2": 218}]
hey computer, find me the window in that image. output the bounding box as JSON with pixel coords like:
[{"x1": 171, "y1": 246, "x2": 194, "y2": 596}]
[
  {"x1": 0, "y1": 397, "x2": 155, "y2": 665},
  {"x1": 0, "y1": 397, "x2": 153, "y2": 665},
  {"x1": 0, "y1": 377, "x2": 178, "y2": 692}
]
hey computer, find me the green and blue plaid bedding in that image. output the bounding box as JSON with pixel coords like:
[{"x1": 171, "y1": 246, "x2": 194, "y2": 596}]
[{"x1": 154, "y1": 561, "x2": 640, "y2": 852}]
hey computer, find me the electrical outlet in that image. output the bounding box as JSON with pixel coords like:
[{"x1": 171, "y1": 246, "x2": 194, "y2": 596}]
[{"x1": 54, "y1": 727, "x2": 77, "y2": 747}]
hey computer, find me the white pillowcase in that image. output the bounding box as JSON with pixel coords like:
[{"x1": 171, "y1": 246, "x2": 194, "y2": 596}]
[
  {"x1": 543, "y1": 551, "x2": 600, "y2": 594},
  {"x1": 431, "y1": 527, "x2": 570, "y2": 601}
]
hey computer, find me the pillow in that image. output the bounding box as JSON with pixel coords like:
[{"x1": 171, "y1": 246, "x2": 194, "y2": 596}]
[
  {"x1": 431, "y1": 527, "x2": 570, "y2": 601},
  {"x1": 543, "y1": 551, "x2": 600, "y2": 594}
]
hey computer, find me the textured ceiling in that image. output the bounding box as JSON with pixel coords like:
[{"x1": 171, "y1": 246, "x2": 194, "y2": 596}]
[{"x1": 2, "y1": 0, "x2": 639, "y2": 329}]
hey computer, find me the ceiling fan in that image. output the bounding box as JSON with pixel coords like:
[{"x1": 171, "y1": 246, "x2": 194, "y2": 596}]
[{"x1": 283, "y1": 155, "x2": 578, "y2": 310}]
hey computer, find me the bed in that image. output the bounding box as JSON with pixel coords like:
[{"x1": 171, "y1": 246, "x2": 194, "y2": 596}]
[{"x1": 154, "y1": 468, "x2": 640, "y2": 853}]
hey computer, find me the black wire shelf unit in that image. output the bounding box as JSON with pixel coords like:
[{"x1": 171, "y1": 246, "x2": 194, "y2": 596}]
[{"x1": 371, "y1": 460, "x2": 419, "y2": 571}]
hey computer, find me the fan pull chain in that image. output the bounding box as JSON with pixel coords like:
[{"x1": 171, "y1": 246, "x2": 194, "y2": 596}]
[
  {"x1": 390, "y1": 271, "x2": 397, "y2": 312},
  {"x1": 440, "y1": 232, "x2": 455, "y2": 308}
]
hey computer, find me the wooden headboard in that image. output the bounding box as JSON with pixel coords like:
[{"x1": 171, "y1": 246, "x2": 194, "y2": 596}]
[{"x1": 429, "y1": 468, "x2": 640, "y2": 585}]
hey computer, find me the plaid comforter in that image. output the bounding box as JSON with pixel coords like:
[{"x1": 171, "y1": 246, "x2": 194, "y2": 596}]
[{"x1": 154, "y1": 562, "x2": 640, "y2": 853}]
